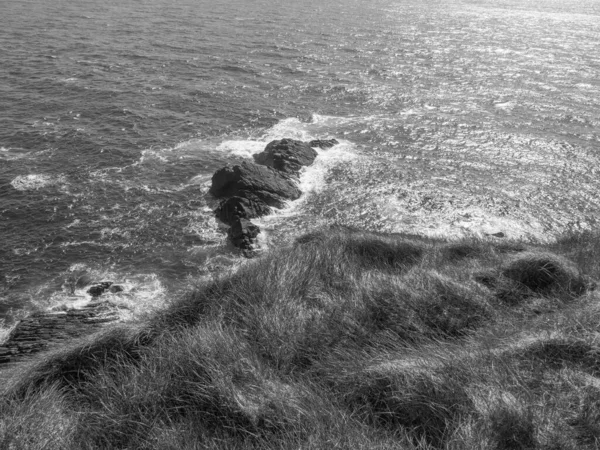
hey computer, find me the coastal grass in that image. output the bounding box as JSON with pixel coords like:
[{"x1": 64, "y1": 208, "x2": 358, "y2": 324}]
[{"x1": 2, "y1": 228, "x2": 600, "y2": 449}]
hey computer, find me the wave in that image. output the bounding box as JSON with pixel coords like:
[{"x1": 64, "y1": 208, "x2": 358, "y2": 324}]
[
  {"x1": 35, "y1": 263, "x2": 168, "y2": 321},
  {"x1": 10, "y1": 174, "x2": 68, "y2": 191},
  {"x1": 0, "y1": 147, "x2": 32, "y2": 161}
]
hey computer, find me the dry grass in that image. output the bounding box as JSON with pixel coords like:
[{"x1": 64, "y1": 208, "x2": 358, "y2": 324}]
[{"x1": 1, "y1": 227, "x2": 600, "y2": 449}]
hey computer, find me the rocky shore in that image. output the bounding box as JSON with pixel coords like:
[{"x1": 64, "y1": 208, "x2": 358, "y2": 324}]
[
  {"x1": 0, "y1": 300, "x2": 120, "y2": 366},
  {"x1": 210, "y1": 137, "x2": 338, "y2": 254},
  {"x1": 0, "y1": 138, "x2": 339, "y2": 366}
]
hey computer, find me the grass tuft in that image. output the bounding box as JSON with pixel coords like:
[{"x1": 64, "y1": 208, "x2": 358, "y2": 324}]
[
  {"x1": 502, "y1": 252, "x2": 587, "y2": 296},
  {"x1": 441, "y1": 241, "x2": 487, "y2": 261},
  {"x1": 345, "y1": 237, "x2": 425, "y2": 271},
  {"x1": 485, "y1": 392, "x2": 536, "y2": 450},
  {"x1": 0, "y1": 383, "x2": 77, "y2": 449},
  {"x1": 2, "y1": 325, "x2": 153, "y2": 397}
]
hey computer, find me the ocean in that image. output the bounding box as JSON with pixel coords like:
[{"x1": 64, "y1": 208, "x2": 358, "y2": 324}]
[{"x1": 1, "y1": 0, "x2": 599, "y2": 331}]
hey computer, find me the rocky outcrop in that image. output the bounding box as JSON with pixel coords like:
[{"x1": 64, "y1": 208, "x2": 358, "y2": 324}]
[
  {"x1": 87, "y1": 281, "x2": 113, "y2": 297},
  {"x1": 210, "y1": 137, "x2": 337, "y2": 254},
  {"x1": 254, "y1": 139, "x2": 318, "y2": 174},
  {"x1": 216, "y1": 193, "x2": 272, "y2": 226},
  {"x1": 86, "y1": 281, "x2": 124, "y2": 297},
  {"x1": 0, "y1": 301, "x2": 120, "y2": 366},
  {"x1": 228, "y1": 218, "x2": 261, "y2": 251},
  {"x1": 210, "y1": 161, "x2": 301, "y2": 203}
]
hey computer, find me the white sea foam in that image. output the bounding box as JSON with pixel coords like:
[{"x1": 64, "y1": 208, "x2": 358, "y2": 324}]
[
  {"x1": 214, "y1": 115, "x2": 356, "y2": 159},
  {"x1": 182, "y1": 213, "x2": 224, "y2": 245},
  {"x1": 251, "y1": 141, "x2": 358, "y2": 249},
  {"x1": 215, "y1": 140, "x2": 265, "y2": 158},
  {"x1": 377, "y1": 195, "x2": 549, "y2": 242},
  {"x1": 494, "y1": 100, "x2": 516, "y2": 112},
  {"x1": 64, "y1": 219, "x2": 81, "y2": 229},
  {"x1": 137, "y1": 148, "x2": 169, "y2": 164},
  {"x1": 262, "y1": 117, "x2": 312, "y2": 141},
  {"x1": 10, "y1": 174, "x2": 67, "y2": 191},
  {"x1": 296, "y1": 140, "x2": 357, "y2": 206},
  {"x1": 12, "y1": 247, "x2": 38, "y2": 256},
  {"x1": 107, "y1": 274, "x2": 167, "y2": 321},
  {"x1": 214, "y1": 119, "x2": 310, "y2": 159},
  {"x1": 140, "y1": 115, "x2": 353, "y2": 170},
  {"x1": 40, "y1": 264, "x2": 168, "y2": 320},
  {"x1": 0, "y1": 322, "x2": 10, "y2": 344}
]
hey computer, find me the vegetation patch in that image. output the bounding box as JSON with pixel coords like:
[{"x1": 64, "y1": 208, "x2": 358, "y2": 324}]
[
  {"x1": 2, "y1": 228, "x2": 600, "y2": 449},
  {"x1": 502, "y1": 252, "x2": 587, "y2": 296}
]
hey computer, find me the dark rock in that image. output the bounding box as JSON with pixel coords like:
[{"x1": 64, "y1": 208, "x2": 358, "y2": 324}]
[
  {"x1": 108, "y1": 284, "x2": 124, "y2": 294},
  {"x1": 245, "y1": 189, "x2": 291, "y2": 209},
  {"x1": 75, "y1": 274, "x2": 94, "y2": 289},
  {"x1": 228, "y1": 218, "x2": 260, "y2": 251},
  {"x1": 87, "y1": 282, "x2": 113, "y2": 297},
  {"x1": 209, "y1": 137, "x2": 335, "y2": 253},
  {"x1": 308, "y1": 138, "x2": 339, "y2": 149},
  {"x1": 210, "y1": 161, "x2": 301, "y2": 202},
  {"x1": 0, "y1": 301, "x2": 120, "y2": 366},
  {"x1": 216, "y1": 192, "x2": 272, "y2": 226},
  {"x1": 254, "y1": 138, "x2": 318, "y2": 174}
]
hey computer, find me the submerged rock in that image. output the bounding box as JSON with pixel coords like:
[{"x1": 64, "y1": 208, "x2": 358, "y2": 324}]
[
  {"x1": 109, "y1": 284, "x2": 124, "y2": 294},
  {"x1": 308, "y1": 138, "x2": 339, "y2": 149},
  {"x1": 254, "y1": 138, "x2": 318, "y2": 174},
  {"x1": 87, "y1": 282, "x2": 113, "y2": 297}
]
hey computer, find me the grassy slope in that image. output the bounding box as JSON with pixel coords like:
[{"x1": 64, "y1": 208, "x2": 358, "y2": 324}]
[{"x1": 1, "y1": 228, "x2": 600, "y2": 449}]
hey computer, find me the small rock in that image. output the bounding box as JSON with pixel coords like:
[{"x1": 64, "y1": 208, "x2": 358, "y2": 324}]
[
  {"x1": 308, "y1": 138, "x2": 339, "y2": 149},
  {"x1": 109, "y1": 285, "x2": 124, "y2": 294},
  {"x1": 87, "y1": 282, "x2": 113, "y2": 297}
]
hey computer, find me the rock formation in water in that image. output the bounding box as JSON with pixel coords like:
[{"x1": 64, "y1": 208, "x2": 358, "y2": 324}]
[
  {"x1": 253, "y1": 138, "x2": 318, "y2": 174},
  {"x1": 210, "y1": 137, "x2": 338, "y2": 253},
  {"x1": 228, "y1": 217, "x2": 261, "y2": 250},
  {"x1": 210, "y1": 161, "x2": 301, "y2": 203},
  {"x1": 216, "y1": 193, "x2": 272, "y2": 225},
  {"x1": 87, "y1": 281, "x2": 114, "y2": 297}
]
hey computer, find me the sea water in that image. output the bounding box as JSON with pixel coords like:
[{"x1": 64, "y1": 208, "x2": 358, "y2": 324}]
[{"x1": 1, "y1": 0, "x2": 599, "y2": 329}]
